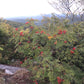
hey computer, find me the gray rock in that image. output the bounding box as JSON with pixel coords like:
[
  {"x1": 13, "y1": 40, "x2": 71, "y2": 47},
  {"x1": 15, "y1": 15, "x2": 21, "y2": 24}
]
[{"x1": 0, "y1": 64, "x2": 25, "y2": 74}]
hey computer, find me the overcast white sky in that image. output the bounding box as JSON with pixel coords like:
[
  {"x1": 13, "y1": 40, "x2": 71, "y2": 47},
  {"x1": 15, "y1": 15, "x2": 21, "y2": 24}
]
[{"x1": 0, "y1": 0, "x2": 60, "y2": 18}]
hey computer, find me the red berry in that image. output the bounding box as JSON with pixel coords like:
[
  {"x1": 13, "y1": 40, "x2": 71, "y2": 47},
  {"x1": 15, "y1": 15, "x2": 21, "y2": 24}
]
[
  {"x1": 20, "y1": 61, "x2": 23, "y2": 64},
  {"x1": 30, "y1": 26, "x2": 33, "y2": 29},
  {"x1": 25, "y1": 22, "x2": 29, "y2": 24},
  {"x1": 13, "y1": 35, "x2": 15, "y2": 37},
  {"x1": 33, "y1": 80, "x2": 38, "y2": 84},
  {"x1": 35, "y1": 31, "x2": 39, "y2": 33},
  {"x1": 24, "y1": 57, "x2": 27, "y2": 61},
  {"x1": 73, "y1": 47, "x2": 76, "y2": 50},
  {"x1": 40, "y1": 31, "x2": 44, "y2": 34},
  {"x1": 18, "y1": 42, "x2": 21, "y2": 45},
  {"x1": 63, "y1": 30, "x2": 67, "y2": 34},
  {"x1": 57, "y1": 77, "x2": 64, "y2": 84},
  {"x1": 47, "y1": 33, "x2": 50, "y2": 36},
  {"x1": 15, "y1": 28, "x2": 18, "y2": 31},
  {"x1": 58, "y1": 29, "x2": 63, "y2": 35},
  {"x1": 38, "y1": 47, "x2": 40, "y2": 49},
  {"x1": 20, "y1": 32, "x2": 23, "y2": 36},
  {"x1": 64, "y1": 41, "x2": 67, "y2": 43},
  {"x1": 70, "y1": 50, "x2": 74, "y2": 54},
  {"x1": 53, "y1": 34, "x2": 56, "y2": 37},
  {"x1": 40, "y1": 51, "x2": 43, "y2": 54},
  {"x1": 57, "y1": 77, "x2": 60, "y2": 79},
  {"x1": 27, "y1": 41, "x2": 31, "y2": 43},
  {"x1": 59, "y1": 29, "x2": 62, "y2": 32},
  {"x1": 58, "y1": 31, "x2": 62, "y2": 34}
]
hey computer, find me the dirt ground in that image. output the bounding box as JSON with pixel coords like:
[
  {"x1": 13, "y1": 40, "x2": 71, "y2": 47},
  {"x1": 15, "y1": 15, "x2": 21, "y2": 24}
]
[{"x1": 0, "y1": 69, "x2": 33, "y2": 84}]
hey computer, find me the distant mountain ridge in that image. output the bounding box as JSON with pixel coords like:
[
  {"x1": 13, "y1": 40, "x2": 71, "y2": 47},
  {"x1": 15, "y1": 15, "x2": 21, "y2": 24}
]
[
  {"x1": 5, "y1": 14, "x2": 83, "y2": 24},
  {"x1": 5, "y1": 14, "x2": 64, "y2": 23}
]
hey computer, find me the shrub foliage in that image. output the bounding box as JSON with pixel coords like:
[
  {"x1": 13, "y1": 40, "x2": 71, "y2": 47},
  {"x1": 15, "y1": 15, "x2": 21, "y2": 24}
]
[{"x1": 0, "y1": 16, "x2": 84, "y2": 84}]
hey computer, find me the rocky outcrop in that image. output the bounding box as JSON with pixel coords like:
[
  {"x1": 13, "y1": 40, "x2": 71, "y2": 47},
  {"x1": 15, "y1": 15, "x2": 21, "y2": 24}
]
[
  {"x1": 0, "y1": 64, "x2": 23, "y2": 75},
  {"x1": 0, "y1": 64, "x2": 33, "y2": 84}
]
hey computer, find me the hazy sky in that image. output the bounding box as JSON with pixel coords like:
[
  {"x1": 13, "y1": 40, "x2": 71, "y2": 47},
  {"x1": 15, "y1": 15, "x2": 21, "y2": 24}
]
[{"x1": 0, "y1": 0, "x2": 60, "y2": 18}]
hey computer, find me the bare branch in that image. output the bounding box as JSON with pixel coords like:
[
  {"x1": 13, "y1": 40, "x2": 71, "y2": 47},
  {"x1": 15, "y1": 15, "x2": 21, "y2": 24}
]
[{"x1": 48, "y1": 0, "x2": 83, "y2": 14}]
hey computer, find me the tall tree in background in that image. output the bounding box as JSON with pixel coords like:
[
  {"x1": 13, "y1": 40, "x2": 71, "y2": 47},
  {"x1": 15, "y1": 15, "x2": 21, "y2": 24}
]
[{"x1": 48, "y1": 0, "x2": 84, "y2": 21}]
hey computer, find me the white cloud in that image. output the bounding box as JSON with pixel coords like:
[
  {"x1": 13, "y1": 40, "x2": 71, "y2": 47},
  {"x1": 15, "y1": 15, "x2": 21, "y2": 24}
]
[{"x1": 0, "y1": 0, "x2": 61, "y2": 18}]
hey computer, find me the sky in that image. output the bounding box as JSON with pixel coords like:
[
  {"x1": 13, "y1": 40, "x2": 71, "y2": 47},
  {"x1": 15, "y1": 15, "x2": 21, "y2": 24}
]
[{"x1": 0, "y1": 0, "x2": 60, "y2": 18}]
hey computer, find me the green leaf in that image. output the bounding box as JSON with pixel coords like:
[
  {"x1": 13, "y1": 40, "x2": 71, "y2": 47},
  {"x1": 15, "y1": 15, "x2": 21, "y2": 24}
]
[{"x1": 0, "y1": 47, "x2": 3, "y2": 51}]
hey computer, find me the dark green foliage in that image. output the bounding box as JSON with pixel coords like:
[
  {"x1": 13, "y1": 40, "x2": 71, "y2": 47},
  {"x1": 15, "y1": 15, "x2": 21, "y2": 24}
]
[{"x1": 0, "y1": 16, "x2": 84, "y2": 84}]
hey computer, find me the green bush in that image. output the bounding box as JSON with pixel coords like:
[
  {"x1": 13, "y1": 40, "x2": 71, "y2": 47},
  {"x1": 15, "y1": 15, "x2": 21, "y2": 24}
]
[
  {"x1": 0, "y1": 17, "x2": 84, "y2": 84},
  {"x1": 0, "y1": 22, "x2": 19, "y2": 64}
]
